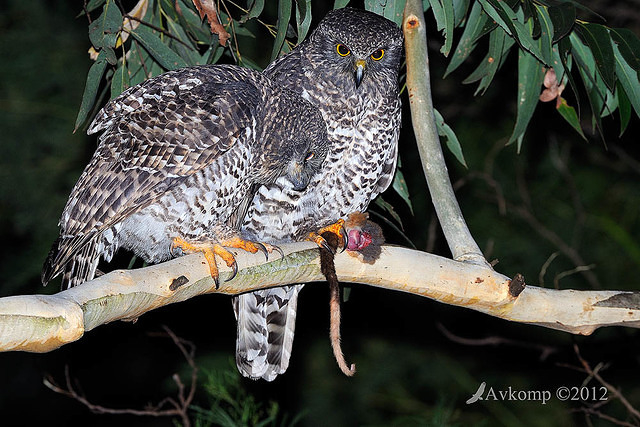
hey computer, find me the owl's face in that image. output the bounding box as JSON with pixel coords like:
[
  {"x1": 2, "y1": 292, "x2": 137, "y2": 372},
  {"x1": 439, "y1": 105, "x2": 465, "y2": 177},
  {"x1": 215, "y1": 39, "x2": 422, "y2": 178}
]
[
  {"x1": 259, "y1": 102, "x2": 329, "y2": 191},
  {"x1": 306, "y1": 8, "x2": 404, "y2": 92},
  {"x1": 283, "y1": 130, "x2": 329, "y2": 191}
]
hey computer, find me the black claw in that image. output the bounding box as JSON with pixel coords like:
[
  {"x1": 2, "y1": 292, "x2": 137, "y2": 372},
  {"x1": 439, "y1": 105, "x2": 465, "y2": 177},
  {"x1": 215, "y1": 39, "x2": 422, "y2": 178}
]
[
  {"x1": 255, "y1": 242, "x2": 269, "y2": 261},
  {"x1": 340, "y1": 226, "x2": 349, "y2": 253},
  {"x1": 225, "y1": 260, "x2": 238, "y2": 282},
  {"x1": 272, "y1": 244, "x2": 285, "y2": 259},
  {"x1": 321, "y1": 239, "x2": 335, "y2": 255},
  {"x1": 214, "y1": 275, "x2": 220, "y2": 290}
]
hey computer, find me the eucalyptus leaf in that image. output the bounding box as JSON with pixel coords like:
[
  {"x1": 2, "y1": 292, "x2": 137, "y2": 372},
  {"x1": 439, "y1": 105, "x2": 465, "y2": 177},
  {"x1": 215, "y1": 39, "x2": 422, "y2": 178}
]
[
  {"x1": 609, "y1": 28, "x2": 640, "y2": 73},
  {"x1": 556, "y1": 98, "x2": 585, "y2": 139},
  {"x1": 373, "y1": 197, "x2": 403, "y2": 228},
  {"x1": 479, "y1": 0, "x2": 545, "y2": 64},
  {"x1": 452, "y1": 0, "x2": 470, "y2": 27},
  {"x1": 75, "y1": 53, "x2": 108, "y2": 132},
  {"x1": 575, "y1": 22, "x2": 616, "y2": 90},
  {"x1": 612, "y1": 40, "x2": 640, "y2": 119},
  {"x1": 534, "y1": 4, "x2": 554, "y2": 66},
  {"x1": 392, "y1": 169, "x2": 414, "y2": 215},
  {"x1": 616, "y1": 80, "x2": 631, "y2": 136},
  {"x1": 364, "y1": 0, "x2": 404, "y2": 26},
  {"x1": 88, "y1": 0, "x2": 122, "y2": 51},
  {"x1": 295, "y1": 0, "x2": 313, "y2": 44},
  {"x1": 508, "y1": 50, "x2": 544, "y2": 149},
  {"x1": 241, "y1": 0, "x2": 265, "y2": 23},
  {"x1": 110, "y1": 62, "x2": 130, "y2": 98},
  {"x1": 444, "y1": 1, "x2": 489, "y2": 77},
  {"x1": 434, "y1": 109, "x2": 467, "y2": 167},
  {"x1": 547, "y1": 1, "x2": 575, "y2": 42},
  {"x1": 130, "y1": 25, "x2": 188, "y2": 70},
  {"x1": 428, "y1": 0, "x2": 455, "y2": 56},
  {"x1": 271, "y1": 0, "x2": 293, "y2": 61}
]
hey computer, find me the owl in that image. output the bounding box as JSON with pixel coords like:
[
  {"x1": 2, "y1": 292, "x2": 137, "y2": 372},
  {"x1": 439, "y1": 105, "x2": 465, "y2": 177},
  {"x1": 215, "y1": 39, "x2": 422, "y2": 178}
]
[
  {"x1": 235, "y1": 8, "x2": 404, "y2": 380},
  {"x1": 42, "y1": 64, "x2": 329, "y2": 288}
]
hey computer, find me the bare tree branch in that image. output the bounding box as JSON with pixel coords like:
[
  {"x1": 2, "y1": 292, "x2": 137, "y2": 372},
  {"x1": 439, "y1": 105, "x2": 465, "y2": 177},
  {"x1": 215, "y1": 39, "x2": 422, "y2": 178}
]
[
  {"x1": 1, "y1": 242, "x2": 639, "y2": 353},
  {"x1": 403, "y1": 0, "x2": 490, "y2": 267},
  {"x1": 43, "y1": 327, "x2": 197, "y2": 426}
]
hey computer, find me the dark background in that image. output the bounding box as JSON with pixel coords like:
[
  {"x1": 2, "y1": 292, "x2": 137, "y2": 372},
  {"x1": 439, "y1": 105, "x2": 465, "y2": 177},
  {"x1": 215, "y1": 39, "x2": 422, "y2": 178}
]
[{"x1": 1, "y1": 0, "x2": 639, "y2": 425}]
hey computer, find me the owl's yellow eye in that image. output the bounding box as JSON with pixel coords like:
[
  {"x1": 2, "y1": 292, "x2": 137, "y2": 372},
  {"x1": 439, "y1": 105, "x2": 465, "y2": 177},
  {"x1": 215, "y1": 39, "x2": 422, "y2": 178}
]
[
  {"x1": 371, "y1": 49, "x2": 384, "y2": 60},
  {"x1": 336, "y1": 43, "x2": 350, "y2": 57},
  {"x1": 305, "y1": 151, "x2": 315, "y2": 161}
]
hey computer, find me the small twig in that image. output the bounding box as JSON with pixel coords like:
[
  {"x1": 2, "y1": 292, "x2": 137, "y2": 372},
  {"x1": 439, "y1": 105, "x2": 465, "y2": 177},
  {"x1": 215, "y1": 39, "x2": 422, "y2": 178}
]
[
  {"x1": 575, "y1": 407, "x2": 638, "y2": 427},
  {"x1": 553, "y1": 264, "x2": 597, "y2": 290},
  {"x1": 43, "y1": 327, "x2": 198, "y2": 426},
  {"x1": 123, "y1": 14, "x2": 193, "y2": 49},
  {"x1": 437, "y1": 323, "x2": 557, "y2": 361},
  {"x1": 573, "y1": 344, "x2": 640, "y2": 423},
  {"x1": 538, "y1": 252, "x2": 559, "y2": 288}
]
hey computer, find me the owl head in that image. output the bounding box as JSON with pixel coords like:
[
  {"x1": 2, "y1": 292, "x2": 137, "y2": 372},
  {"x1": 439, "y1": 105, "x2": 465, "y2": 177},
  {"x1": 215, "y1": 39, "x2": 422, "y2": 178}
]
[
  {"x1": 259, "y1": 93, "x2": 329, "y2": 191},
  {"x1": 305, "y1": 7, "x2": 404, "y2": 92}
]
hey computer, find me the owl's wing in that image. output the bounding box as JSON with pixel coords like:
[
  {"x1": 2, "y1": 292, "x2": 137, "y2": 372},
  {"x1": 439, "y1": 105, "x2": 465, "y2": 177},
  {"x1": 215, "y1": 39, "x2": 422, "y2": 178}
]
[{"x1": 45, "y1": 67, "x2": 262, "y2": 282}]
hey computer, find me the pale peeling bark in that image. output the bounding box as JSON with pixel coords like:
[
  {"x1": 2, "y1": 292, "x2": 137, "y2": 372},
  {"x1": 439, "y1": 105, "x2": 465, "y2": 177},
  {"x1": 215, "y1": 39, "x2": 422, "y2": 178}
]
[
  {"x1": 403, "y1": 0, "x2": 490, "y2": 267},
  {"x1": 1, "y1": 243, "x2": 638, "y2": 353}
]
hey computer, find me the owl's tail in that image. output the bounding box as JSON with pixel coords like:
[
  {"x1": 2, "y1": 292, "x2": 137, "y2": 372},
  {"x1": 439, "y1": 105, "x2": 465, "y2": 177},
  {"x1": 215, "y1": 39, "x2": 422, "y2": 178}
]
[
  {"x1": 233, "y1": 285, "x2": 302, "y2": 381},
  {"x1": 41, "y1": 236, "x2": 101, "y2": 289}
]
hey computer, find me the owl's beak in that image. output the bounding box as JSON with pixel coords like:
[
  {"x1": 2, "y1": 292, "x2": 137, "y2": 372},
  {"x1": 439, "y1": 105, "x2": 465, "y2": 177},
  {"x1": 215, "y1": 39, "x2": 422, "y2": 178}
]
[
  {"x1": 287, "y1": 162, "x2": 310, "y2": 191},
  {"x1": 354, "y1": 59, "x2": 366, "y2": 88}
]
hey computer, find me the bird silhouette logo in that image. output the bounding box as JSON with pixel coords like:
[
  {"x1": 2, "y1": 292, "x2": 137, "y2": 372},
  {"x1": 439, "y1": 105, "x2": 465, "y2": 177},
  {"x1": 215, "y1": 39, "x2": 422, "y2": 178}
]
[{"x1": 466, "y1": 382, "x2": 487, "y2": 404}]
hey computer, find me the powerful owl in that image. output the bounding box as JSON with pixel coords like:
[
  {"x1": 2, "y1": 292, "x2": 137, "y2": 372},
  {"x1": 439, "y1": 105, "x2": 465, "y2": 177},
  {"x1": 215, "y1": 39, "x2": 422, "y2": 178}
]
[
  {"x1": 42, "y1": 65, "x2": 329, "y2": 288},
  {"x1": 235, "y1": 8, "x2": 404, "y2": 380}
]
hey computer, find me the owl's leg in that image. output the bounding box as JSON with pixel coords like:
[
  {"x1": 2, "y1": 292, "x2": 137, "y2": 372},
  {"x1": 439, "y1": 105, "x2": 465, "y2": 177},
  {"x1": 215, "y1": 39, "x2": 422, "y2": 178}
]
[
  {"x1": 170, "y1": 236, "x2": 280, "y2": 288},
  {"x1": 307, "y1": 219, "x2": 348, "y2": 253}
]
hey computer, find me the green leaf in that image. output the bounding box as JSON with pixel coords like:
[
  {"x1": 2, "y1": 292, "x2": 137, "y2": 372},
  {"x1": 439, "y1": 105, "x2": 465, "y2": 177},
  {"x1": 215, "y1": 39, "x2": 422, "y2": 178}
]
[
  {"x1": 570, "y1": 32, "x2": 608, "y2": 133},
  {"x1": 575, "y1": 22, "x2": 616, "y2": 90},
  {"x1": 434, "y1": 108, "x2": 467, "y2": 167},
  {"x1": 270, "y1": 0, "x2": 292, "y2": 61},
  {"x1": 364, "y1": 0, "x2": 404, "y2": 26},
  {"x1": 533, "y1": 4, "x2": 554, "y2": 66},
  {"x1": 164, "y1": 17, "x2": 201, "y2": 65},
  {"x1": 444, "y1": 1, "x2": 490, "y2": 77},
  {"x1": 130, "y1": 25, "x2": 188, "y2": 70},
  {"x1": 241, "y1": 0, "x2": 265, "y2": 23},
  {"x1": 452, "y1": 0, "x2": 470, "y2": 27},
  {"x1": 158, "y1": 0, "x2": 179, "y2": 21},
  {"x1": 556, "y1": 97, "x2": 585, "y2": 139},
  {"x1": 392, "y1": 169, "x2": 414, "y2": 215},
  {"x1": 373, "y1": 197, "x2": 403, "y2": 228},
  {"x1": 75, "y1": 53, "x2": 108, "y2": 132},
  {"x1": 429, "y1": 0, "x2": 455, "y2": 56},
  {"x1": 175, "y1": 0, "x2": 212, "y2": 43},
  {"x1": 86, "y1": 0, "x2": 107, "y2": 13},
  {"x1": 508, "y1": 50, "x2": 544, "y2": 149},
  {"x1": 612, "y1": 40, "x2": 640, "y2": 119},
  {"x1": 547, "y1": 1, "x2": 575, "y2": 42},
  {"x1": 334, "y1": 0, "x2": 351, "y2": 8},
  {"x1": 617, "y1": 81, "x2": 631, "y2": 136},
  {"x1": 110, "y1": 62, "x2": 130, "y2": 98},
  {"x1": 478, "y1": 0, "x2": 545, "y2": 64},
  {"x1": 295, "y1": 0, "x2": 312, "y2": 44},
  {"x1": 88, "y1": 0, "x2": 122, "y2": 50},
  {"x1": 463, "y1": 27, "x2": 515, "y2": 94},
  {"x1": 609, "y1": 28, "x2": 640, "y2": 73}
]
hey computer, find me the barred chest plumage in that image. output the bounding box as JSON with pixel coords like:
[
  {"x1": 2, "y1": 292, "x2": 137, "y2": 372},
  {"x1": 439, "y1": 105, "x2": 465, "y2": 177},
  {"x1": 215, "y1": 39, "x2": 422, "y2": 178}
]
[
  {"x1": 242, "y1": 80, "x2": 400, "y2": 242},
  {"x1": 112, "y1": 142, "x2": 255, "y2": 263}
]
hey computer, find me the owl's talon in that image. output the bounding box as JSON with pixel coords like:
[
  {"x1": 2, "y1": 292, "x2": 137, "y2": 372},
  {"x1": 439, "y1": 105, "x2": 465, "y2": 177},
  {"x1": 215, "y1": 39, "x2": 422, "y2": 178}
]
[
  {"x1": 226, "y1": 260, "x2": 239, "y2": 282},
  {"x1": 308, "y1": 219, "x2": 346, "y2": 254},
  {"x1": 254, "y1": 242, "x2": 269, "y2": 261},
  {"x1": 272, "y1": 244, "x2": 285, "y2": 260},
  {"x1": 339, "y1": 226, "x2": 349, "y2": 253}
]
